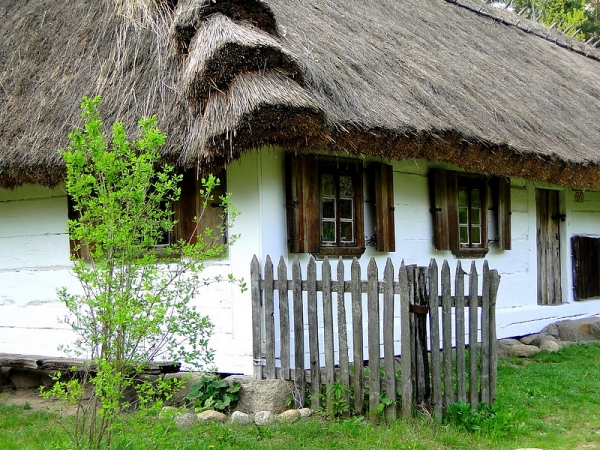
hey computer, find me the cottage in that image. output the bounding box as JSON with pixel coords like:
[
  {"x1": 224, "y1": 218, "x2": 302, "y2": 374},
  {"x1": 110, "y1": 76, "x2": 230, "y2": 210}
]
[{"x1": 2, "y1": 0, "x2": 600, "y2": 374}]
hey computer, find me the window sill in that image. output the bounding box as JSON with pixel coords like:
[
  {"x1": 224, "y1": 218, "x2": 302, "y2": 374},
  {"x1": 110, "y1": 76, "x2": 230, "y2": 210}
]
[
  {"x1": 452, "y1": 247, "x2": 489, "y2": 259},
  {"x1": 311, "y1": 246, "x2": 366, "y2": 260}
]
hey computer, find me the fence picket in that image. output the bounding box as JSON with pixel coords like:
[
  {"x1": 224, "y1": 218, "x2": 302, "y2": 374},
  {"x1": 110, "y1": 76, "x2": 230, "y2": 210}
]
[
  {"x1": 383, "y1": 258, "x2": 397, "y2": 422},
  {"x1": 351, "y1": 258, "x2": 364, "y2": 414},
  {"x1": 278, "y1": 257, "x2": 290, "y2": 380},
  {"x1": 442, "y1": 260, "x2": 453, "y2": 409},
  {"x1": 367, "y1": 259, "x2": 381, "y2": 422},
  {"x1": 428, "y1": 258, "x2": 442, "y2": 420},
  {"x1": 292, "y1": 257, "x2": 305, "y2": 406},
  {"x1": 489, "y1": 270, "x2": 500, "y2": 404},
  {"x1": 455, "y1": 261, "x2": 466, "y2": 403},
  {"x1": 251, "y1": 255, "x2": 262, "y2": 380},
  {"x1": 481, "y1": 261, "x2": 490, "y2": 405},
  {"x1": 264, "y1": 256, "x2": 276, "y2": 379},
  {"x1": 414, "y1": 267, "x2": 430, "y2": 406},
  {"x1": 307, "y1": 257, "x2": 320, "y2": 410},
  {"x1": 399, "y1": 261, "x2": 412, "y2": 419},
  {"x1": 469, "y1": 261, "x2": 479, "y2": 409},
  {"x1": 337, "y1": 258, "x2": 350, "y2": 416},
  {"x1": 322, "y1": 257, "x2": 335, "y2": 415}
]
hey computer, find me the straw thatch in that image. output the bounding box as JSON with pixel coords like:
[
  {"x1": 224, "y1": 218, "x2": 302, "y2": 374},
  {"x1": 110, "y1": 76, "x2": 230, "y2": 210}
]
[{"x1": 3, "y1": 0, "x2": 600, "y2": 188}]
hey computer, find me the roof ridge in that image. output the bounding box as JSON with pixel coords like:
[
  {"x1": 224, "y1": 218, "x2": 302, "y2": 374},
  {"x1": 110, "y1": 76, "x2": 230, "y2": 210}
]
[{"x1": 445, "y1": 0, "x2": 600, "y2": 63}]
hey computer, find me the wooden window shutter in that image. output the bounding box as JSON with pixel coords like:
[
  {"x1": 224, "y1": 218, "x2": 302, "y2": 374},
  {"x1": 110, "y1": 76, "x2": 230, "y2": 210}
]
[
  {"x1": 285, "y1": 153, "x2": 320, "y2": 253},
  {"x1": 572, "y1": 235, "x2": 600, "y2": 300},
  {"x1": 496, "y1": 176, "x2": 511, "y2": 250},
  {"x1": 429, "y1": 169, "x2": 458, "y2": 252},
  {"x1": 372, "y1": 162, "x2": 395, "y2": 252}
]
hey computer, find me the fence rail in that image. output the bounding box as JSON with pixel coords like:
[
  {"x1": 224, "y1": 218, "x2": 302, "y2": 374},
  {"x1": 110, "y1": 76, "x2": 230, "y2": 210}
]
[{"x1": 251, "y1": 255, "x2": 500, "y2": 421}]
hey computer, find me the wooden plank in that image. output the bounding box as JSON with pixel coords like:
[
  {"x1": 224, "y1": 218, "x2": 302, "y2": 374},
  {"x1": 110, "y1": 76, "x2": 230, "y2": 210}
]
[
  {"x1": 414, "y1": 267, "x2": 430, "y2": 407},
  {"x1": 455, "y1": 261, "x2": 466, "y2": 403},
  {"x1": 336, "y1": 257, "x2": 351, "y2": 416},
  {"x1": 497, "y1": 176, "x2": 512, "y2": 250},
  {"x1": 307, "y1": 257, "x2": 321, "y2": 410},
  {"x1": 469, "y1": 261, "x2": 479, "y2": 409},
  {"x1": 428, "y1": 258, "x2": 442, "y2": 420},
  {"x1": 383, "y1": 258, "x2": 397, "y2": 422},
  {"x1": 407, "y1": 266, "x2": 417, "y2": 403},
  {"x1": 374, "y1": 163, "x2": 396, "y2": 252},
  {"x1": 278, "y1": 257, "x2": 291, "y2": 380},
  {"x1": 292, "y1": 257, "x2": 305, "y2": 406},
  {"x1": 251, "y1": 255, "x2": 263, "y2": 380},
  {"x1": 481, "y1": 261, "x2": 490, "y2": 405},
  {"x1": 489, "y1": 269, "x2": 500, "y2": 404},
  {"x1": 442, "y1": 260, "x2": 454, "y2": 410},
  {"x1": 399, "y1": 261, "x2": 412, "y2": 419},
  {"x1": 322, "y1": 257, "x2": 335, "y2": 416},
  {"x1": 351, "y1": 258, "x2": 364, "y2": 414},
  {"x1": 367, "y1": 258, "x2": 381, "y2": 422},
  {"x1": 264, "y1": 256, "x2": 276, "y2": 379}
]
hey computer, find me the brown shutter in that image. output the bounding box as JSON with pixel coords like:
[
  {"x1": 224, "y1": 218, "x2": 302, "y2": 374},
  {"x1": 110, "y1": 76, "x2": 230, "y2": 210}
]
[
  {"x1": 372, "y1": 162, "x2": 395, "y2": 252},
  {"x1": 285, "y1": 153, "x2": 320, "y2": 253},
  {"x1": 572, "y1": 235, "x2": 600, "y2": 300},
  {"x1": 429, "y1": 169, "x2": 458, "y2": 251},
  {"x1": 497, "y1": 176, "x2": 511, "y2": 250}
]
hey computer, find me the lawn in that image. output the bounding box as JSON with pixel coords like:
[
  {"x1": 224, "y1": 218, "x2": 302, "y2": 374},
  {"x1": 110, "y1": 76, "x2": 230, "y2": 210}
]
[{"x1": 1, "y1": 342, "x2": 599, "y2": 449}]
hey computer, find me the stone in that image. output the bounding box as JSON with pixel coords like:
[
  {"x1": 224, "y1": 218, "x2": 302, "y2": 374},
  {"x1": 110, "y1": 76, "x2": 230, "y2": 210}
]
[
  {"x1": 230, "y1": 411, "x2": 252, "y2": 425},
  {"x1": 539, "y1": 339, "x2": 561, "y2": 353},
  {"x1": 543, "y1": 323, "x2": 560, "y2": 338},
  {"x1": 254, "y1": 410, "x2": 276, "y2": 426},
  {"x1": 225, "y1": 376, "x2": 294, "y2": 415},
  {"x1": 278, "y1": 409, "x2": 300, "y2": 423},
  {"x1": 298, "y1": 408, "x2": 313, "y2": 418},
  {"x1": 0, "y1": 367, "x2": 10, "y2": 386},
  {"x1": 519, "y1": 333, "x2": 542, "y2": 346},
  {"x1": 197, "y1": 410, "x2": 227, "y2": 423},
  {"x1": 556, "y1": 317, "x2": 600, "y2": 342},
  {"x1": 9, "y1": 369, "x2": 42, "y2": 389},
  {"x1": 174, "y1": 411, "x2": 197, "y2": 428},
  {"x1": 508, "y1": 344, "x2": 541, "y2": 357},
  {"x1": 498, "y1": 338, "x2": 522, "y2": 357}
]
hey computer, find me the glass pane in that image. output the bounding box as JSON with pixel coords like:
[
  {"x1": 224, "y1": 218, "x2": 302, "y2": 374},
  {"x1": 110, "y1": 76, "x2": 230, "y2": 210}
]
[
  {"x1": 340, "y1": 221, "x2": 353, "y2": 243},
  {"x1": 471, "y1": 189, "x2": 480, "y2": 207},
  {"x1": 471, "y1": 226, "x2": 481, "y2": 245},
  {"x1": 321, "y1": 174, "x2": 334, "y2": 196},
  {"x1": 339, "y1": 199, "x2": 353, "y2": 219},
  {"x1": 459, "y1": 226, "x2": 468, "y2": 244},
  {"x1": 458, "y1": 189, "x2": 467, "y2": 207},
  {"x1": 458, "y1": 207, "x2": 468, "y2": 225},
  {"x1": 322, "y1": 199, "x2": 335, "y2": 219},
  {"x1": 339, "y1": 175, "x2": 353, "y2": 197},
  {"x1": 471, "y1": 207, "x2": 480, "y2": 225},
  {"x1": 322, "y1": 221, "x2": 335, "y2": 243}
]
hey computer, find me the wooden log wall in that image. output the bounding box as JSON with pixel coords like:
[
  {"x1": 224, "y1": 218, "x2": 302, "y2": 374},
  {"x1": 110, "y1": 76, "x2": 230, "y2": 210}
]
[{"x1": 250, "y1": 255, "x2": 500, "y2": 421}]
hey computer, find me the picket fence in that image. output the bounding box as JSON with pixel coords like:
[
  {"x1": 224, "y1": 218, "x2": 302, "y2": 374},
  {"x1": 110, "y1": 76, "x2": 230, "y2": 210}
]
[{"x1": 250, "y1": 255, "x2": 500, "y2": 421}]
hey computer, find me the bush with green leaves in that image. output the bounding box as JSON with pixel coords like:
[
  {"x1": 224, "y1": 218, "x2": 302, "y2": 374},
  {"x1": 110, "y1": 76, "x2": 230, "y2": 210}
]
[
  {"x1": 43, "y1": 96, "x2": 241, "y2": 449},
  {"x1": 185, "y1": 375, "x2": 242, "y2": 413}
]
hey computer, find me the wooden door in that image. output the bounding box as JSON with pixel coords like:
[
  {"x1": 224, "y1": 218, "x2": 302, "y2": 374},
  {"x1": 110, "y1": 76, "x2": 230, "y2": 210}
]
[{"x1": 536, "y1": 189, "x2": 562, "y2": 305}]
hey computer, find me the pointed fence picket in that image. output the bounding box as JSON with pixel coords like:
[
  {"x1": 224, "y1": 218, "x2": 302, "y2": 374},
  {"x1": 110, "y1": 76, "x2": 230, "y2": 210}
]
[{"x1": 250, "y1": 255, "x2": 500, "y2": 421}]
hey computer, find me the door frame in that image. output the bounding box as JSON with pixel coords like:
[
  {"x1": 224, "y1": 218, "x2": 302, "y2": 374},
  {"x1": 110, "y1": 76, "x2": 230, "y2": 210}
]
[{"x1": 536, "y1": 188, "x2": 563, "y2": 305}]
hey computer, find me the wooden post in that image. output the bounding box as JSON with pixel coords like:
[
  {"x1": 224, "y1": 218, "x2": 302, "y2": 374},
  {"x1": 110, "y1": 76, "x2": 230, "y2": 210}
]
[
  {"x1": 351, "y1": 258, "x2": 364, "y2": 414},
  {"x1": 322, "y1": 257, "x2": 335, "y2": 416},
  {"x1": 469, "y1": 261, "x2": 479, "y2": 409},
  {"x1": 383, "y1": 258, "x2": 397, "y2": 422},
  {"x1": 307, "y1": 257, "x2": 321, "y2": 410},
  {"x1": 337, "y1": 258, "x2": 351, "y2": 416},
  {"x1": 292, "y1": 257, "x2": 305, "y2": 406},
  {"x1": 264, "y1": 256, "x2": 276, "y2": 379},
  {"x1": 367, "y1": 258, "x2": 381, "y2": 422},
  {"x1": 489, "y1": 269, "x2": 500, "y2": 404},
  {"x1": 399, "y1": 261, "x2": 412, "y2": 419},
  {"x1": 278, "y1": 257, "x2": 290, "y2": 380},
  {"x1": 428, "y1": 258, "x2": 442, "y2": 420},
  {"x1": 455, "y1": 261, "x2": 467, "y2": 403},
  {"x1": 414, "y1": 266, "x2": 430, "y2": 407},
  {"x1": 442, "y1": 260, "x2": 453, "y2": 410},
  {"x1": 251, "y1": 255, "x2": 263, "y2": 380},
  {"x1": 480, "y1": 261, "x2": 491, "y2": 405}
]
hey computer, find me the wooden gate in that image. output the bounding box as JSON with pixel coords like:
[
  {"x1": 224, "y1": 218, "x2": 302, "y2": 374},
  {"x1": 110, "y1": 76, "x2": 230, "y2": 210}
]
[{"x1": 251, "y1": 255, "x2": 500, "y2": 421}]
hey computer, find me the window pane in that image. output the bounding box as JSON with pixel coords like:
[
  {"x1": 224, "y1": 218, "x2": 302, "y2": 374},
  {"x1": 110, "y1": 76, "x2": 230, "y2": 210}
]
[
  {"x1": 458, "y1": 189, "x2": 467, "y2": 207},
  {"x1": 322, "y1": 198, "x2": 335, "y2": 219},
  {"x1": 322, "y1": 221, "x2": 336, "y2": 243},
  {"x1": 339, "y1": 175, "x2": 353, "y2": 197},
  {"x1": 459, "y1": 207, "x2": 468, "y2": 225},
  {"x1": 471, "y1": 189, "x2": 480, "y2": 207},
  {"x1": 459, "y1": 226, "x2": 468, "y2": 244},
  {"x1": 471, "y1": 226, "x2": 481, "y2": 245},
  {"x1": 339, "y1": 199, "x2": 353, "y2": 219},
  {"x1": 340, "y1": 221, "x2": 353, "y2": 243},
  {"x1": 471, "y1": 206, "x2": 480, "y2": 225},
  {"x1": 321, "y1": 174, "x2": 335, "y2": 196}
]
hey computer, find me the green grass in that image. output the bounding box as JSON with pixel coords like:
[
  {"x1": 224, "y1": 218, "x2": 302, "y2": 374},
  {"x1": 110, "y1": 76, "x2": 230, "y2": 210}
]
[{"x1": 2, "y1": 342, "x2": 600, "y2": 449}]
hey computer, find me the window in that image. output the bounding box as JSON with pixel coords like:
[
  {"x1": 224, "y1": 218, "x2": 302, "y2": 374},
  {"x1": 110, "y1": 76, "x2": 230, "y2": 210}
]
[
  {"x1": 571, "y1": 235, "x2": 600, "y2": 300},
  {"x1": 429, "y1": 169, "x2": 510, "y2": 257},
  {"x1": 286, "y1": 153, "x2": 395, "y2": 255}
]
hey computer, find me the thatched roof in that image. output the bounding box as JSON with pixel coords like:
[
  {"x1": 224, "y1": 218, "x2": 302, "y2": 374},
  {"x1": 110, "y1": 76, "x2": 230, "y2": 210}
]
[{"x1": 3, "y1": 0, "x2": 600, "y2": 188}]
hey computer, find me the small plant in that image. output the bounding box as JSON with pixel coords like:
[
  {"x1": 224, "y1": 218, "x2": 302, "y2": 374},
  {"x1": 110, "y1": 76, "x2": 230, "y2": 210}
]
[
  {"x1": 325, "y1": 381, "x2": 351, "y2": 418},
  {"x1": 445, "y1": 401, "x2": 513, "y2": 436},
  {"x1": 185, "y1": 375, "x2": 241, "y2": 413},
  {"x1": 22, "y1": 402, "x2": 31, "y2": 410}
]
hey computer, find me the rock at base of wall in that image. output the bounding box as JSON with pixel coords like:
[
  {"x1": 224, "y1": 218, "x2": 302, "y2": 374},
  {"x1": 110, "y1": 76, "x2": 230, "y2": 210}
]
[
  {"x1": 197, "y1": 410, "x2": 227, "y2": 423},
  {"x1": 278, "y1": 409, "x2": 300, "y2": 423},
  {"x1": 9, "y1": 368, "x2": 42, "y2": 389},
  {"x1": 230, "y1": 410, "x2": 252, "y2": 425},
  {"x1": 556, "y1": 317, "x2": 600, "y2": 342},
  {"x1": 508, "y1": 344, "x2": 541, "y2": 357},
  {"x1": 225, "y1": 376, "x2": 294, "y2": 415},
  {"x1": 254, "y1": 410, "x2": 276, "y2": 426},
  {"x1": 174, "y1": 411, "x2": 197, "y2": 428}
]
